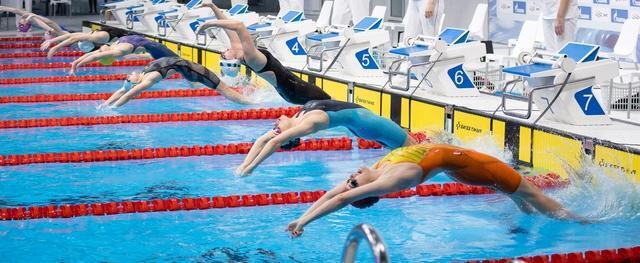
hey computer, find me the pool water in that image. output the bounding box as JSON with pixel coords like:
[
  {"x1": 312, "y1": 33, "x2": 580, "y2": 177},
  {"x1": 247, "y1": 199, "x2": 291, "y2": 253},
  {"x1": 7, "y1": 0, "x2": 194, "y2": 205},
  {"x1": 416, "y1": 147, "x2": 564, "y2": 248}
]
[{"x1": 1, "y1": 41, "x2": 639, "y2": 262}]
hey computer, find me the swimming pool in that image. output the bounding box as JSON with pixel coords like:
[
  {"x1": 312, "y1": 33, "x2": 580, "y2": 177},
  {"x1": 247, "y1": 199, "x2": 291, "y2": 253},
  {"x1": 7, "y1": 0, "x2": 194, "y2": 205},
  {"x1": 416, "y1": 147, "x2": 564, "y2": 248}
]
[{"x1": 1, "y1": 38, "x2": 639, "y2": 262}]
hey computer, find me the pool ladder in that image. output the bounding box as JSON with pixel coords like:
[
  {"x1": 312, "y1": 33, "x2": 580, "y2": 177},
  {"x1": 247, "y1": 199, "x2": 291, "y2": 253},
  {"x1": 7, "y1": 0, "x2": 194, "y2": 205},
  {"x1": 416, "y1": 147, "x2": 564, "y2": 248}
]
[{"x1": 341, "y1": 224, "x2": 389, "y2": 263}]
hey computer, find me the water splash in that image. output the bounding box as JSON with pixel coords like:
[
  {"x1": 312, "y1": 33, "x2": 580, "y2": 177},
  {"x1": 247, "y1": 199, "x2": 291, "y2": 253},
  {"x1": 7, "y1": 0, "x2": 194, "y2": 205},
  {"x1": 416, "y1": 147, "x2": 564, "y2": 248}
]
[{"x1": 552, "y1": 155, "x2": 640, "y2": 221}]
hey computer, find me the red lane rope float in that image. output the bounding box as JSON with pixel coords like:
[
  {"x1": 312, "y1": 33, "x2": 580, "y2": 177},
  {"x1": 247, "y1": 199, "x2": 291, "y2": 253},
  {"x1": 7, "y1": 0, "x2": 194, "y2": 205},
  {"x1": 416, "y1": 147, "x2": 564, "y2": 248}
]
[
  {"x1": 0, "y1": 43, "x2": 72, "y2": 49},
  {"x1": 468, "y1": 246, "x2": 640, "y2": 263},
  {"x1": 0, "y1": 106, "x2": 302, "y2": 129},
  {"x1": 0, "y1": 59, "x2": 153, "y2": 70},
  {"x1": 0, "y1": 36, "x2": 44, "y2": 42},
  {"x1": 0, "y1": 173, "x2": 562, "y2": 221},
  {"x1": 0, "y1": 88, "x2": 220, "y2": 104},
  {"x1": 0, "y1": 136, "x2": 352, "y2": 167},
  {"x1": 0, "y1": 51, "x2": 83, "y2": 59},
  {"x1": 0, "y1": 73, "x2": 181, "y2": 85}
]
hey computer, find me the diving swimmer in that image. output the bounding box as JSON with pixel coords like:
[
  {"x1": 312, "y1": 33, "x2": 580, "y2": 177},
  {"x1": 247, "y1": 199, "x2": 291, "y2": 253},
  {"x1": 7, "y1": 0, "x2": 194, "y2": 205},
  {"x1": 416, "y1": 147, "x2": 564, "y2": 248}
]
[
  {"x1": 0, "y1": 6, "x2": 69, "y2": 37},
  {"x1": 195, "y1": 2, "x2": 331, "y2": 105},
  {"x1": 286, "y1": 144, "x2": 587, "y2": 237},
  {"x1": 99, "y1": 56, "x2": 253, "y2": 109},
  {"x1": 69, "y1": 34, "x2": 177, "y2": 75},
  {"x1": 236, "y1": 100, "x2": 417, "y2": 176},
  {"x1": 42, "y1": 28, "x2": 129, "y2": 57}
]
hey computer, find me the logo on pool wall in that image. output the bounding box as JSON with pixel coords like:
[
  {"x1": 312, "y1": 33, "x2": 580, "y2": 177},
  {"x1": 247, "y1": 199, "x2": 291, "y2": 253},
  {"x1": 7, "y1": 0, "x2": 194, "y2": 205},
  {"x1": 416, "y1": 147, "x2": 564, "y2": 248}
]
[
  {"x1": 447, "y1": 64, "x2": 474, "y2": 89},
  {"x1": 355, "y1": 49, "x2": 379, "y2": 70},
  {"x1": 456, "y1": 121, "x2": 483, "y2": 134},
  {"x1": 597, "y1": 158, "x2": 638, "y2": 176},
  {"x1": 593, "y1": 0, "x2": 610, "y2": 4},
  {"x1": 579, "y1": 6, "x2": 592, "y2": 20},
  {"x1": 632, "y1": 0, "x2": 640, "y2": 7},
  {"x1": 512, "y1": 1, "x2": 526, "y2": 14},
  {"x1": 189, "y1": 21, "x2": 201, "y2": 32},
  {"x1": 611, "y1": 9, "x2": 628, "y2": 23},
  {"x1": 574, "y1": 87, "x2": 605, "y2": 115},
  {"x1": 286, "y1": 37, "x2": 307, "y2": 56}
]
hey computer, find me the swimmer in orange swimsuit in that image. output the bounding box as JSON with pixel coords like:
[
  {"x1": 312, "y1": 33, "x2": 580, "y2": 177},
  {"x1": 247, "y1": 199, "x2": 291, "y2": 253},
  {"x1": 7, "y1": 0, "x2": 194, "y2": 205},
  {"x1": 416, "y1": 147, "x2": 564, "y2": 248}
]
[{"x1": 286, "y1": 144, "x2": 586, "y2": 237}]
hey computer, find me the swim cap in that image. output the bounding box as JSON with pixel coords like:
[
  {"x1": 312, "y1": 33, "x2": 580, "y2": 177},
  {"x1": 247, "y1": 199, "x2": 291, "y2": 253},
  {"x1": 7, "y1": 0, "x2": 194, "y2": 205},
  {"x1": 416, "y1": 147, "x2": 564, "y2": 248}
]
[
  {"x1": 220, "y1": 59, "x2": 241, "y2": 78},
  {"x1": 77, "y1": 41, "x2": 96, "y2": 53},
  {"x1": 122, "y1": 80, "x2": 135, "y2": 91},
  {"x1": 99, "y1": 56, "x2": 115, "y2": 66},
  {"x1": 17, "y1": 21, "x2": 32, "y2": 32}
]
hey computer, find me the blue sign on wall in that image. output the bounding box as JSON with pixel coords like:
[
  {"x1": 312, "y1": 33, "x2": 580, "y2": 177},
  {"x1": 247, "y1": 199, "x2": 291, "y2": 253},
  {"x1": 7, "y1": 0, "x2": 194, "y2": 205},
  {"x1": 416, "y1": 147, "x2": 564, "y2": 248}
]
[
  {"x1": 579, "y1": 6, "x2": 592, "y2": 20},
  {"x1": 447, "y1": 64, "x2": 474, "y2": 89},
  {"x1": 354, "y1": 48, "x2": 379, "y2": 69},
  {"x1": 632, "y1": 0, "x2": 640, "y2": 7},
  {"x1": 611, "y1": 9, "x2": 628, "y2": 24},
  {"x1": 513, "y1": 1, "x2": 526, "y2": 14},
  {"x1": 574, "y1": 87, "x2": 605, "y2": 116},
  {"x1": 593, "y1": 0, "x2": 610, "y2": 4},
  {"x1": 285, "y1": 37, "x2": 307, "y2": 56}
]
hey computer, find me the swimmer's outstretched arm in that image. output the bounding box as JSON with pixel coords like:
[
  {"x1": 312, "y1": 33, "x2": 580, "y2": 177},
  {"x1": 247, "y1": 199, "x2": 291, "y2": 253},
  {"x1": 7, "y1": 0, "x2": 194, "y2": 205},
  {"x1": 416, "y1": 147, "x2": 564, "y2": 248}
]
[
  {"x1": 99, "y1": 88, "x2": 128, "y2": 109},
  {"x1": 109, "y1": 79, "x2": 155, "y2": 108},
  {"x1": 216, "y1": 84, "x2": 254, "y2": 104},
  {"x1": 42, "y1": 32, "x2": 80, "y2": 50},
  {"x1": 69, "y1": 47, "x2": 127, "y2": 75},
  {"x1": 25, "y1": 14, "x2": 67, "y2": 35},
  {"x1": 287, "y1": 176, "x2": 403, "y2": 237},
  {"x1": 238, "y1": 121, "x2": 318, "y2": 176},
  {"x1": 46, "y1": 33, "x2": 93, "y2": 58},
  {"x1": 196, "y1": 19, "x2": 266, "y2": 70},
  {"x1": 0, "y1": 6, "x2": 28, "y2": 17},
  {"x1": 201, "y1": 2, "x2": 243, "y2": 50},
  {"x1": 237, "y1": 131, "x2": 276, "y2": 174}
]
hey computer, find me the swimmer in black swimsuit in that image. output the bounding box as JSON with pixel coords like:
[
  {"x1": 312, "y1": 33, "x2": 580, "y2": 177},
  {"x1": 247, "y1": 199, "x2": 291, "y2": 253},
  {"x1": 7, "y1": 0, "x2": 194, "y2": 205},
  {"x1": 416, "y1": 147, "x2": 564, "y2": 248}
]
[
  {"x1": 99, "y1": 57, "x2": 253, "y2": 109},
  {"x1": 195, "y1": 2, "x2": 331, "y2": 105}
]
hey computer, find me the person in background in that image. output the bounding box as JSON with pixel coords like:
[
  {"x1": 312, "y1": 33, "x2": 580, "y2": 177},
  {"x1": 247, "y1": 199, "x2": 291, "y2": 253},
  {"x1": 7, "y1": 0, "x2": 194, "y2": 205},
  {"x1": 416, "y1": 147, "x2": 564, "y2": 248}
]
[
  {"x1": 540, "y1": 0, "x2": 579, "y2": 52},
  {"x1": 330, "y1": 0, "x2": 370, "y2": 26},
  {"x1": 402, "y1": 0, "x2": 443, "y2": 43}
]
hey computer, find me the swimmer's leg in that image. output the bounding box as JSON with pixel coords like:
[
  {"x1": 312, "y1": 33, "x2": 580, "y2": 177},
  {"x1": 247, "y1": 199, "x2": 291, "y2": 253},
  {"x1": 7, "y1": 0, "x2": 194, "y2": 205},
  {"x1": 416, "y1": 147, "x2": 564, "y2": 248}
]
[{"x1": 510, "y1": 179, "x2": 588, "y2": 222}]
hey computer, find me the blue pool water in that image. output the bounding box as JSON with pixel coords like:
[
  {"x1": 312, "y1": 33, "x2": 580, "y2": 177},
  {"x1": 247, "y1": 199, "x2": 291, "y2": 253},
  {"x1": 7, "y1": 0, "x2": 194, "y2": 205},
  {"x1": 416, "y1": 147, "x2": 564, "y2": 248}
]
[{"x1": 1, "y1": 40, "x2": 639, "y2": 262}]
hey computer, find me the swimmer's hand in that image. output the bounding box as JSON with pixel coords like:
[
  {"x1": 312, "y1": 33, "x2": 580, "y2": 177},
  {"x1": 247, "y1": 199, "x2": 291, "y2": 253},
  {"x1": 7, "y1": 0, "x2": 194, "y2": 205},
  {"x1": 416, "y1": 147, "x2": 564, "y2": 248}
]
[
  {"x1": 236, "y1": 167, "x2": 253, "y2": 177},
  {"x1": 96, "y1": 102, "x2": 110, "y2": 110},
  {"x1": 41, "y1": 40, "x2": 53, "y2": 51},
  {"x1": 69, "y1": 63, "x2": 78, "y2": 76},
  {"x1": 200, "y1": 0, "x2": 214, "y2": 8},
  {"x1": 286, "y1": 220, "x2": 304, "y2": 238}
]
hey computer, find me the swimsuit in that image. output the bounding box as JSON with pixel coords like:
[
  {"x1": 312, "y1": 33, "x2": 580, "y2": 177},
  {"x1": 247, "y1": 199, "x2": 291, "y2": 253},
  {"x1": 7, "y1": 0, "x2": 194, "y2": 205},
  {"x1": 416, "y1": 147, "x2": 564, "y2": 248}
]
[
  {"x1": 251, "y1": 49, "x2": 330, "y2": 105},
  {"x1": 117, "y1": 35, "x2": 177, "y2": 59},
  {"x1": 143, "y1": 57, "x2": 221, "y2": 89},
  {"x1": 376, "y1": 144, "x2": 523, "y2": 193},
  {"x1": 301, "y1": 100, "x2": 408, "y2": 148}
]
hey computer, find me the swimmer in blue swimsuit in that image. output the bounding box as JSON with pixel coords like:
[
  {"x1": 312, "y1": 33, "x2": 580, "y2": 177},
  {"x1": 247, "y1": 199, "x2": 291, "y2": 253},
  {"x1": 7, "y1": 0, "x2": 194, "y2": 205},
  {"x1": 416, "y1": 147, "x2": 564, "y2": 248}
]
[
  {"x1": 195, "y1": 3, "x2": 331, "y2": 105},
  {"x1": 236, "y1": 100, "x2": 417, "y2": 176},
  {"x1": 69, "y1": 35, "x2": 177, "y2": 75},
  {"x1": 99, "y1": 56, "x2": 253, "y2": 109}
]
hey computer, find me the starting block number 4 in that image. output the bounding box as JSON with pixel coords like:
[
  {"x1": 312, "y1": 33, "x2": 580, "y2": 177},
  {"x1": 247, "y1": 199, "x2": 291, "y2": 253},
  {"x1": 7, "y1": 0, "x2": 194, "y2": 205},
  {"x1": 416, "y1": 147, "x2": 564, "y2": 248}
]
[
  {"x1": 355, "y1": 48, "x2": 379, "y2": 70},
  {"x1": 286, "y1": 37, "x2": 307, "y2": 56},
  {"x1": 447, "y1": 64, "x2": 474, "y2": 89},
  {"x1": 574, "y1": 86, "x2": 605, "y2": 115}
]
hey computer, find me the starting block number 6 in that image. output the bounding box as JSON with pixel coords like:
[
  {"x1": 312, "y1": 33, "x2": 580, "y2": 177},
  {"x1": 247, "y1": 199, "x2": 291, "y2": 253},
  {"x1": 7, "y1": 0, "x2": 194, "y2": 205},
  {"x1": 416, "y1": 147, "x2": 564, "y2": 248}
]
[{"x1": 447, "y1": 64, "x2": 474, "y2": 89}]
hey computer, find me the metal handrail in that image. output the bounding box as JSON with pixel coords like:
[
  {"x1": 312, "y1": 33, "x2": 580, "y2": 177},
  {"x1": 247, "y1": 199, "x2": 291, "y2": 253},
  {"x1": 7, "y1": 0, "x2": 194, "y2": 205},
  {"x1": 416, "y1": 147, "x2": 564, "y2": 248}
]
[{"x1": 341, "y1": 224, "x2": 389, "y2": 263}]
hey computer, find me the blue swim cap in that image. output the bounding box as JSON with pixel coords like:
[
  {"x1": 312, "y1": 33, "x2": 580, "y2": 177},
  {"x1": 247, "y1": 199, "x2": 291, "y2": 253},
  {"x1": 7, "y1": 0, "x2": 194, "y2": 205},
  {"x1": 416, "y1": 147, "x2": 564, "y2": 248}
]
[
  {"x1": 122, "y1": 80, "x2": 135, "y2": 91},
  {"x1": 77, "y1": 41, "x2": 96, "y2": 53},
  {"x1": 220, "y1": 59, "x2": 241, "y2": 78}
]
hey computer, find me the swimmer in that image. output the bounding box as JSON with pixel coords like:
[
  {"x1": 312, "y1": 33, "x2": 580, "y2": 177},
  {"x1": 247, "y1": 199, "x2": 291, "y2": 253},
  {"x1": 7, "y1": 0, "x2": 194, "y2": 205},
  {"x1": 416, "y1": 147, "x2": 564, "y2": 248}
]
[
  {"x1": 0, "y1": 6, "x2": 69, "y2": 37},
  {"x1": 195, "y1": 2, "x2": 331, "y2": 105},
  {"x1": 286, "y1": 144, "x2": 588, "y2": 237},
  {"x1": 69, "y1": 34, "x2": 177, "y2": 75},
  {"x1": 98, "y1": 56, "x2": 252, "y2": 109},
  {"x1": 42, "y1": 28, "x2": 129, "y2": 58},
  {"x1": 236, "y1": 100, "x2": 417, "y2": 176}
]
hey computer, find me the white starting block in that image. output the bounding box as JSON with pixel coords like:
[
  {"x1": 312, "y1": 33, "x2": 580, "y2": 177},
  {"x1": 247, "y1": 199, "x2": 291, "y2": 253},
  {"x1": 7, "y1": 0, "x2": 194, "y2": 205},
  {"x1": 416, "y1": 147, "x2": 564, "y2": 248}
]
[
  {"x1": 101, "y1": 0, "x2": 169, "y2": 27},
  {"x1": 172, "y1": 4, "x2": 259, "y2": 47},
  {"x1": 499, "y1": 42, "x2": 619, "y2": 125},
  {"x1": 387, "y1": 28, "x2": 486, "y2": 97},
  {"x1": 148, "y1": 0, "x2": 203, "y2": 36},
  {"x1": 305, "y1": 16, "x2": 389, "y2": 77},
  {"x1": 124, "y1": 0, "x2": 178, "y2": 30},
  {"x1": 244, "y1": 10, "x2": 316, "y2": 63}
]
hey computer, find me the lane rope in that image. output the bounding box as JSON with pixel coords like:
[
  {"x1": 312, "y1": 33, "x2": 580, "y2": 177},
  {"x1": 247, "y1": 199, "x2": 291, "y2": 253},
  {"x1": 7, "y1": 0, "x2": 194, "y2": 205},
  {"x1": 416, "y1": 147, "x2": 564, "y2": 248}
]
[
  {"x1": 0, "y1": 173, "x2": 562, "y2": 221},
  {"x1": 0, "y1": 136, "x2": 352, "y2": 166},
  {"x1": 0, "y1": 36, "x2": 44, "y2": 42},
  {"x1": 468, "y1": 246, "x2": 640, "y2": 263},
  {"x1": 0, "y1": 51, "x2": 83, "y2": 59},
  {"x1": 0, "y1": 106, "x2": 302, "y2": 129},
  {"x1": 0, "y1": 88, "x2": 220, "y2": 104},
  {"x1": 0, "y1": 73, "x2": 181, "y2": 85},
  {"x1": 0, "y1": 59, "x2": 152, "y2": 70},
  {"x1": 0, "y1": 43, "x2": 75, "y2": 49}
]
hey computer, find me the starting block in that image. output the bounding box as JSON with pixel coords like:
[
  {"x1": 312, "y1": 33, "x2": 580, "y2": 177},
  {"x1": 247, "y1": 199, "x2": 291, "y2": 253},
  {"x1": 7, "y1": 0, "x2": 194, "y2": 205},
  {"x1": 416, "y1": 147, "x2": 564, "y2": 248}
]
[
  {"x1": 387, "y1": 27, "x2": 486, "y2": 97},
  {"x1": 248, "y1": 10, "x2": 316, "y2": 63},
  {"x1": 174, "y1": 4, "x2": 259, "y2": 47},
  {"x1": 499, "y1": 42, "x2": 619, "y2": 125}
]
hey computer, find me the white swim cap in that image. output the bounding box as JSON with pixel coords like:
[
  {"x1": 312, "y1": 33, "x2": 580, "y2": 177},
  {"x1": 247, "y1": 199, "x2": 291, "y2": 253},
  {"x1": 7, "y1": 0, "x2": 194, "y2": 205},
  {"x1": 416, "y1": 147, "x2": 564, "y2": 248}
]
[{"x1": 220, "y1": 59, "x2": 241, "y2": 78}]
